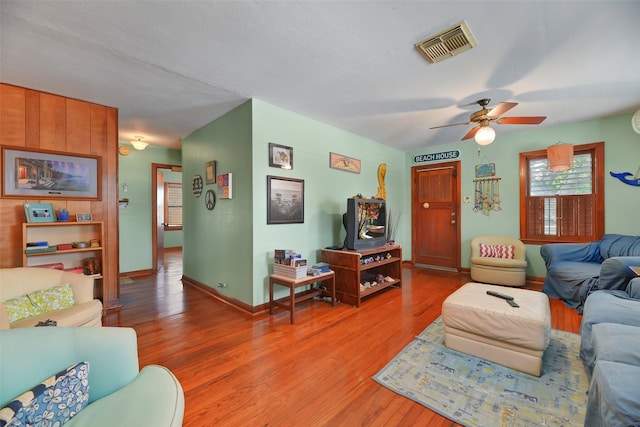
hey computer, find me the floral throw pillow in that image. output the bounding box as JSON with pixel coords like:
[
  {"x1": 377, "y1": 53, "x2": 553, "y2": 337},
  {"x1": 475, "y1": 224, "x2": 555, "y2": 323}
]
[
  {"x1": 3, "y1": 284, "x2": 75, "y2": 324},
  {"x1": 478, "y1": 243, "x2": 515, "y2": 259},
  {"x1": 2, "y1": 295, "x2": 43, "y2": 323},
  {"x1": 29, "y1": 284, "x2": 75, "y2": 313},
  {"x1": 0, "y1": 361, "x2": 89, "y2": 427}
]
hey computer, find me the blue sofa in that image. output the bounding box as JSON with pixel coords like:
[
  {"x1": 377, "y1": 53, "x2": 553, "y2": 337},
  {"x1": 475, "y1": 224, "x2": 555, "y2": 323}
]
[
  {"x1": 0, "y1": 327, "x2": 184, "y2": 427},
  {"x1": 579, "y1": 278, "x2": 640, "y2": 427},
  {"x1": 541, "y1": 234, "x2": 640, "y2": 311}
]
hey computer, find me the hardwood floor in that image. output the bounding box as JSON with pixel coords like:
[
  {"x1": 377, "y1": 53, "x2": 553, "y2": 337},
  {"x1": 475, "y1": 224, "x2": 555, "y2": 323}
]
[{"x1": 104, "y1": 249, "x2": 582, "y2": 426}]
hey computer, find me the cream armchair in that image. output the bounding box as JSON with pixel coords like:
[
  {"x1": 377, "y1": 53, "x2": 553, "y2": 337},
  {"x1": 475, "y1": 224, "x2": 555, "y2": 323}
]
[
  {"x1": 0, "y1": 267, "x2": 103, "y2": 329},
  {"x1": 470, "y1": 235, "x2": 527, "y2": 287}
]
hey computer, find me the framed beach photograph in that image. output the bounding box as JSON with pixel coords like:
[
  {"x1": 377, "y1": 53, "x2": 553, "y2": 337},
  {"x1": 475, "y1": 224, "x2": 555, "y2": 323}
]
[
  {"x1": 269, "y1": 143, "x2": 293, "y2": 169},
  {"x1": 24, "y1": 202, "x2": 56, "y2": 223},
  {"x1": 330, "y1": 152, "x2": 361, "y2": 174},
  {"x1": 267, "y1": 175, "x2": 304, "y2": 224},
  {"x1": 2, "y1": 146, "x2": 101, "y2": 200}
]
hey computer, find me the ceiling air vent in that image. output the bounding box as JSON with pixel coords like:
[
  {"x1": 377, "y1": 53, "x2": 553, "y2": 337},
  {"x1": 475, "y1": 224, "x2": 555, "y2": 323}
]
[{"x1": 415, "y1": 21, "x2": 477, "y2": 64}]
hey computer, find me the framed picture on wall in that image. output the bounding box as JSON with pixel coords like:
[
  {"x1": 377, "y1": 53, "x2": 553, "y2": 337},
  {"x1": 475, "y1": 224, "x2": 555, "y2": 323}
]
[
  {"x1": 329, "y1": 152, "x2": 361, "y2": 174},
  {"x1": 269, "y1": 143, "x2": 293, "y2": 169},
  {"x1": 2, "y1": 146, "x2": 101, "y2": 200},
  {"x1": 205, "y1": 161, "x2": 216, "y2": 184},
  {"x1": 267, "y1": 175, "x2": 304, "y2": 224}
]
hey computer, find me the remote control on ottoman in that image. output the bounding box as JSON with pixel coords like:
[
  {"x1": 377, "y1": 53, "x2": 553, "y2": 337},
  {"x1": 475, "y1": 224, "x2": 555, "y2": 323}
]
[{"x1": 486, "y1": 290, "x2": 520, "y2": 307}]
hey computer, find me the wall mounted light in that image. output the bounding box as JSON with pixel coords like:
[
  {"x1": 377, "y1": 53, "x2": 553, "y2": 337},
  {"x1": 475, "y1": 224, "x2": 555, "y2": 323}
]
[
  {"x1": 474, "y1": 123, "x2": 495, "y2": 145},
  {"x1": 547, "y1": 142, "x2": 574, "y2": 171},
  {"x1": 131, "y1": 136, "x2": 148, "y2": 150}
]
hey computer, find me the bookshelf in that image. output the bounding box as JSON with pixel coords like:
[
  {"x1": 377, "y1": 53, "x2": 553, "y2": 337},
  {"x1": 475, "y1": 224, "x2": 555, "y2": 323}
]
[{"x1": 22, "y1": 221, "x2": 105, "y2": 299}]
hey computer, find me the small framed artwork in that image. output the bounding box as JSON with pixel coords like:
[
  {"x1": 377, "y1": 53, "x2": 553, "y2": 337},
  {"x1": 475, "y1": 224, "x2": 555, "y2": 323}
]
[
  {"x1": 267, "y1": 175, "x2": 304, "y2": 224},
  {"x1": 475, "y1": 163, "x2": 496, "y2": 178},
  {"x1": 217, "y1": 173, "x2": 233, "y2": 199},
  {"x1": 330, "y1": 152, "x2": 361, "y2": 174},
  {"x1": 24, "y1": 203, "x2": 56, "y2": 223},
  {"x1": 205, "y1": 161, "x2": 217, "y2": 184},
  {"x1": 269, "y1": 143, "x2": 293, "y2": 169},
  {"x1": 76, "y1": 213, "x2": 93, "y2": 222}
]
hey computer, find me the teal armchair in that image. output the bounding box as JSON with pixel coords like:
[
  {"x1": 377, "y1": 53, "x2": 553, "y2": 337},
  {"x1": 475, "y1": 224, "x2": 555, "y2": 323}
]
[{"x1": 0, "y1": 327, "x2": 184, "y2": 427}]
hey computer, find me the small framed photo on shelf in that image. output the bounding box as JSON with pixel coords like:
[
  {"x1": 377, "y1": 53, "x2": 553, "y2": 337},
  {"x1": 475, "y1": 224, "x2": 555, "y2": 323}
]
[
  {"x1": 205, "y1": 160, "x2": 216, "y2": 184},
  {"x1": 269, "y1": 143, "x2": 293, "y2": 169},
  {"x1": 24, "y1": 202, "x2": 56, "y2": 223},
  {"x1": 76, "y1": 213, "x2": 93, "y2": 222},
  {"x1": 267, "y1": 175, "x2": 304, "y2": 224}
]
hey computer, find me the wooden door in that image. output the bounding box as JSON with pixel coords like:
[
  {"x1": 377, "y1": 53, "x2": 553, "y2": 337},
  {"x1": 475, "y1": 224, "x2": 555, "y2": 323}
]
[
  {"x1": 156, "y1": 169, "x2": 165, "y2": 272},
  {"x1": 412, "y1": 162, "x2": 460, "y2": 270},
  {"x1": 151, "y1": 163, "x2": 180, "y2": 273}
]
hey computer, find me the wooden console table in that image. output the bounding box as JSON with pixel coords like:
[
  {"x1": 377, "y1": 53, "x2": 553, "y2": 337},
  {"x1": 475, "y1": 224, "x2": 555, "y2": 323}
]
[
  {"x1": 321, "y1": 244, "x2": 402, "y2": 307},
  {"x1": 269, "y1": 270, "x2": 335, "y2": 324}
]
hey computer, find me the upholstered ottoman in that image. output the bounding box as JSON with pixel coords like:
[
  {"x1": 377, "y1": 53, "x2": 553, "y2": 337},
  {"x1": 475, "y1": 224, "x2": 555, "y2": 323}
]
[{"x1": 442, "y1": 282, "x2": 551, "y2": 376}]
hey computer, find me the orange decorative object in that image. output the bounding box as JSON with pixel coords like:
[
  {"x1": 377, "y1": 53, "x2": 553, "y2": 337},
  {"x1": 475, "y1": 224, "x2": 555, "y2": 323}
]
[{"x1": 547, "y1": 143, "x2": 574, "y2": 171}]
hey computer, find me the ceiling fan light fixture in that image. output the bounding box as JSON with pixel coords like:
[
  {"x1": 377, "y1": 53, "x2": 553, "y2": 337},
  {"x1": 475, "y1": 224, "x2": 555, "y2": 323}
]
[
  {"x1": 475, "y1": 125, "x2": 495, "y2": 145},
  {"x1": 131, "y1": 136, "x2": 148, "y2": 150},
  {"x1": 547, "y1": 142, "x2": 574, "y2": 171}
]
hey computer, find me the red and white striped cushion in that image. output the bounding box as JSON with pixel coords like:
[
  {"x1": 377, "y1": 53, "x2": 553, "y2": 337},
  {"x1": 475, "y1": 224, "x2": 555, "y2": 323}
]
[{"x1": 478, "y1": 243, "x2": 515, "y2": 259}]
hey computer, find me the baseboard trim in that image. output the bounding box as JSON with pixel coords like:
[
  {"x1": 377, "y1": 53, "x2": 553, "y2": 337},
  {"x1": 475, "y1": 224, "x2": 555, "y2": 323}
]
[
  {"x1": 119, "y1": 269, "x2": 153, "y2": 278},
  {"x1": 182, "y1": 275, "x2": 268, "y2": 315}
]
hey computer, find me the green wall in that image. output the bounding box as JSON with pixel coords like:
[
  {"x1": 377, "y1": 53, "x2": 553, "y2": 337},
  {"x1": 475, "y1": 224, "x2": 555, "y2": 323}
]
[
  {"x1": 181, "y1": 101, "x2": 254, "y2": 304},
  {"x1": 405, "y1": 112, "x2": 640, "y2": 278},
  {"x1": 182, "y1": 99, "x2": 407, "y2": 306},
  {"x1": 250, "y1": 100, "x2": 407, "y2": 305},
  {"x1": 118, "y1": 144, "x2": 182, "y2": 273}
]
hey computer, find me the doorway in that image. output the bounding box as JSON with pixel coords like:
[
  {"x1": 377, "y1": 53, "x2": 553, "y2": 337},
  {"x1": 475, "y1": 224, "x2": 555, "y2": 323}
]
[
  {"x1": 411, "y1": 161, "x2": 461, "y2": 271},
  {"x1": 152, "y1": 163, "x2": 182, "y2": 272}
]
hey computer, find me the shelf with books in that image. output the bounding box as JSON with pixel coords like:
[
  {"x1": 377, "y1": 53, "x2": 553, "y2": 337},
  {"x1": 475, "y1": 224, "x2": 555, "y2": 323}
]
[{"x1": 22, "y1": 221, "x2": 106, "y2": 297}]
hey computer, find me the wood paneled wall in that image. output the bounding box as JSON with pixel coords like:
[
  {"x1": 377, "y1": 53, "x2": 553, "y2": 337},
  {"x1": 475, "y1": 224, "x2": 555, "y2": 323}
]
[{"x1": 0, "y1": 83, "x2": 121, "y2": 311}]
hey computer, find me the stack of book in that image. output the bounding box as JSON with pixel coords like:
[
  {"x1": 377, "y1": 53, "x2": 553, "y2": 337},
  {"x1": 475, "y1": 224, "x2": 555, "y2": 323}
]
[
  {"x1": 25, "y1": 242, "x2": 57, "y2": 254},
  {"x1": 274, "y1": 249, "x2": 307, "y2": 279},
  {"x1": 308, "y1": 262, "x2": 331, "y2": 276}
]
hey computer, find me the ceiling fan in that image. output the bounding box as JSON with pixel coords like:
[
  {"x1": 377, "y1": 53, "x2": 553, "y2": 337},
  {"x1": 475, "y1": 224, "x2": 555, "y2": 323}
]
[{"x1": 430, "y1": 98, "x2": 547, "y2": 145}]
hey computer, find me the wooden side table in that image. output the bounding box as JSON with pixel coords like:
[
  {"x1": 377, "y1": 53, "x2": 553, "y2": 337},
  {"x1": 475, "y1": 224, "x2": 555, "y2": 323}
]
[{"x1": 269, "y1": 270, "x2": 335, "y2": 324}]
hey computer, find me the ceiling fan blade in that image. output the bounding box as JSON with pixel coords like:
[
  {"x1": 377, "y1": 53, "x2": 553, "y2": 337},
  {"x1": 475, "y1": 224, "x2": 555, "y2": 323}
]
[
  {"x1": 487, "y1": 102, "x2": 518, "y2": 118},
  {"x1": 429, "y1": 121, "x2": 471, "y2": 129},
  {"x1": 497, "y1": 116, "x2": 547, "y2": 125},
  {"x1": 461, "y1": 125, "x2": 480, "y2": 140}
]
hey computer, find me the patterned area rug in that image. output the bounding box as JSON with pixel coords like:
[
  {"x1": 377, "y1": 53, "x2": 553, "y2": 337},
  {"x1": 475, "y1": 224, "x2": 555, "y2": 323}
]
[{"x1": 373, "y1": 317, "x2": 588, "y2": 427}]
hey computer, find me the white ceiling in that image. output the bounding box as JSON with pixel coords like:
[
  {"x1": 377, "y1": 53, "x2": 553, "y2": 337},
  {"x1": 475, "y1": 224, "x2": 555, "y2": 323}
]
[{"x1": 1, "y1": 1, "x2": 639, "y2": 151}]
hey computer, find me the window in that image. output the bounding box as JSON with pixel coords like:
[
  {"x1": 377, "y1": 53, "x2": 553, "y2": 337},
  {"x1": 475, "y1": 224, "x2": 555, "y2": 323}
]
[
  {"x1": 164, "y1": 182, "x2": 182, "y2": 230},
  {"x1": 519, "y1": 142, "x2": 604, "y2": 244}
]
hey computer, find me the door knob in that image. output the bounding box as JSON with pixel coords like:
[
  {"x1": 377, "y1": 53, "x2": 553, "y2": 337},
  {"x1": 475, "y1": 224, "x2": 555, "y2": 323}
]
[
  {"x1": 423, "y1": 202, "x2": 430, "y2": 209},
  {"x1": 451, "y1": 220, "x2": 456, "y2": 224}
]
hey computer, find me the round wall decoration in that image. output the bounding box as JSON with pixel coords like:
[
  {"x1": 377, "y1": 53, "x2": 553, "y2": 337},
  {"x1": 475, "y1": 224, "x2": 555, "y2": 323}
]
[
  {"x1": 205, "y1": 189, "x2": 216, "y2": 210},
  {"x1": 632, "y1": 109, "x2": 640, "y2": 134},
  {"x1": 192, "y1": 174, "x2": 203, "y2": 197}
]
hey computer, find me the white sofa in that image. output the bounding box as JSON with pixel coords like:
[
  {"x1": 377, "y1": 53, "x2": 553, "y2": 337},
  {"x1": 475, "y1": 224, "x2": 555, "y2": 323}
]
[{"x1": 0, "y1": 267, "x2": 102, "y2": 329}]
